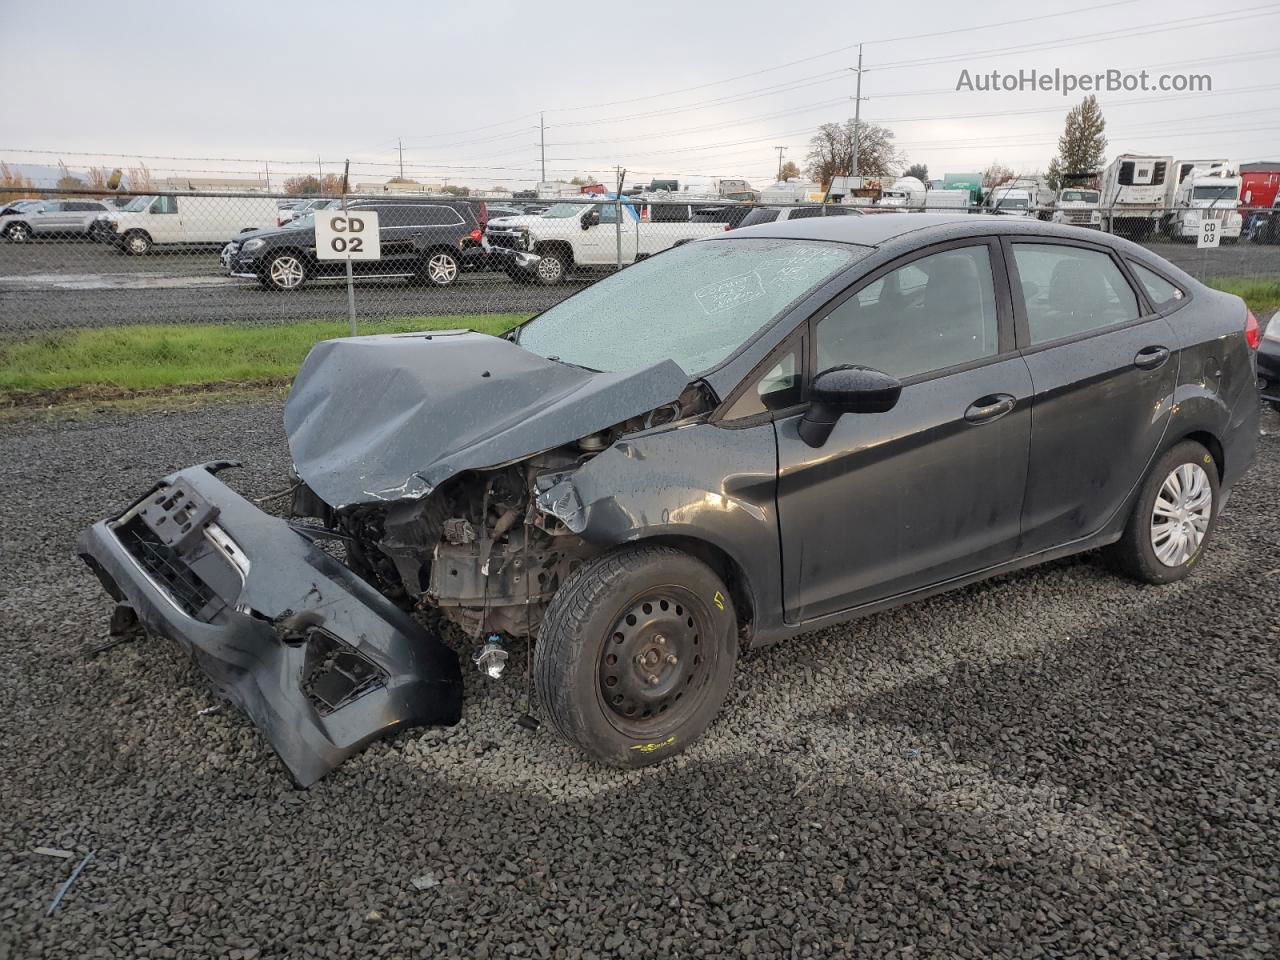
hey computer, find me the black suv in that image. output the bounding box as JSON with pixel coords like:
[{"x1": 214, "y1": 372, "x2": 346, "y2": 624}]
[{"x1": 222, "y1": 199, "x2": 484, "y2": 291}]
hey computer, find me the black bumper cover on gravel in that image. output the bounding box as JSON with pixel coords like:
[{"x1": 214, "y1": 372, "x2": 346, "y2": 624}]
[{"x1": 77, "y1": 463, "x2": 462, "y2": 787}]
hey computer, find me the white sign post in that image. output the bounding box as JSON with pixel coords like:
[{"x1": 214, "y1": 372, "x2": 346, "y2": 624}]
[
  {"x1": 1197, "y1": 218, "x2": 1220, "y2": 249},
  {"x1": 316, "y1": 209, "x2": 380, "y2": 336}
]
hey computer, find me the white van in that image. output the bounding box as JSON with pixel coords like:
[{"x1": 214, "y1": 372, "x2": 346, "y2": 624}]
[{"x1": 92, "y1": 194, "x2": 280, "y2": 254}]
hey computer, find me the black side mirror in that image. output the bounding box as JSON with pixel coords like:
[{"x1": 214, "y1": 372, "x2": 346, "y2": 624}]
[
  {"x1": 798, "y1": 365, "x2": 901, "y2": 447},
  {"x1": 581, "y1": 210, "x2": 599, "y2": 229}
]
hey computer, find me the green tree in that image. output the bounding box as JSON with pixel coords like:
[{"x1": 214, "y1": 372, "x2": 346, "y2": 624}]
[
  {"x1": 1047, "y1": 95, "x2": 1107, "y2": 189},
  {"x1": 778, "y1": 159, "x2": 801, "y2": 181},
  {"x1": 806, "y1": 121, "x2": 902, "y2": 186}
]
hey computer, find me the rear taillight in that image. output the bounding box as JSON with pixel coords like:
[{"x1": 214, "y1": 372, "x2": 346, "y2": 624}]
[
  {"x1": 1246, "y1": 309, "x2": 1260, "y2": 350},
  {"x1": 469, "y1": 228, "x2": 483, "y2": 243}
]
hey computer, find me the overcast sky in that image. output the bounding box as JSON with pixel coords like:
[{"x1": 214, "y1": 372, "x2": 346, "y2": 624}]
[{"x1": 1, "y1": 0, "x2": 1276, "y2": 190}]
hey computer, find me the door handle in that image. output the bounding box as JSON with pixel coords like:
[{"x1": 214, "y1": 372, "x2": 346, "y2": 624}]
[
  {"x1": 1134, "y1": 345, "x2": 1171, "y2": 370},
  {"x1": 964, "y1": 394, "x2": 1016, "y2": 424}
]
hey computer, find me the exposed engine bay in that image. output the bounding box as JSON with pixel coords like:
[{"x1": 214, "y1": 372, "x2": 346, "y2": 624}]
[{"x1": 290, "y1": 383, "x2": 711, "y2": 642}]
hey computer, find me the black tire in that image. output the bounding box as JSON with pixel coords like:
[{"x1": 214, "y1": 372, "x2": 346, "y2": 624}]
[
  {"x1": 1107, "y1": 440, "x2": 1221, "y2": 585},
  {"x1": 419, "y1": 249, "x2": 461, "y2": 287},
  {"x1": 532, "y1": 249, "x2": 568, "y2": 286},
  {"x1": 259, "y1": 251, "x2": 309, "y2": 291},
  {"x1": 535, "y1": 544, "x2": 738, "y2": 766},
  {"x1": 4, "y1": 222, "x2": 31, "y2": 243},
  {"x1": 122, "y1": 230, "x2": 152, "y2": 255}
]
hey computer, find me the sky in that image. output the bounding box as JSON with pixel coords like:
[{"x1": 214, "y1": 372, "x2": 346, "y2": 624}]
[{"x1": 1, "y1": 0, "x2": 1277, "y2": 192}]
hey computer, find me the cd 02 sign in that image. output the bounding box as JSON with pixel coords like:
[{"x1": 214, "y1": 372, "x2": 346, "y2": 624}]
[{"x1": 316, "y1": 210, "x2": 380, "y2": 260}]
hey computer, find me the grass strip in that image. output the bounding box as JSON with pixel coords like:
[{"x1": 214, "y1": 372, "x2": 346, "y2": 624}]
[{"x1": 0, "y1": 314, "x2": 528, "y2": 399}]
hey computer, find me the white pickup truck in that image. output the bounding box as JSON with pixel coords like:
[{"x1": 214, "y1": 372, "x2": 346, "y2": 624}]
[{"x1": 485, "y1": 198, "x2": 730, "y2": 285}]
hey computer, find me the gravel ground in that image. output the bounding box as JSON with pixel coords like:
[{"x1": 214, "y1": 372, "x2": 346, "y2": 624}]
[{"x1": 1, "y1": 397, "x2": 1278, "y2": 959}]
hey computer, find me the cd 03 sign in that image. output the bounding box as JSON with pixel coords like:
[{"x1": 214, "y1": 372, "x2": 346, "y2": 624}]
[
  {"x1": 316, "y1": 210, "x2": 380, "y2": 260},
  {"x1": 1197, "y1": 219, "x2": 1220, "y2": 249}
]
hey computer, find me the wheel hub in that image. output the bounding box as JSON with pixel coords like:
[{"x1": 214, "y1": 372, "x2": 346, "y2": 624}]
[
  {"x1": 600, "y1": 595, "x2": 706, "y2": 722},
  {"x1": 1150, "y1": 462, "x2": 1212, "y2": 567}
]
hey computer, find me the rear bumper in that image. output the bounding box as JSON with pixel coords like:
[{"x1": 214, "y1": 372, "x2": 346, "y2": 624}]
[
  {"x1": 77, "y1": 464, "x2": 462, "y2": 787},
  {"x1": 1257, "y1": 336, "x2": 1280, "y2": 403}
]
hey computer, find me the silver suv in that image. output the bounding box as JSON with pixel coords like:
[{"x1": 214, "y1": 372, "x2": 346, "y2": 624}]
[{"x1": 0, "y1": 199, "x2": 111, "y2": 242}]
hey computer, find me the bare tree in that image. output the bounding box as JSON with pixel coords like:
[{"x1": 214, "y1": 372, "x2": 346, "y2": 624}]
[
  {"x1": 982, "y1": 161, "x2": 1015, "y2": 189},
  {"x1": 127, "y1": 162, "x2": 155, "y2": 191},
  {"x1": 806, "y1": 121, "x2": 903, "y2": 186},
  {"x1": 283, "y1": 173, "x2": 346, "y2": 195},
  {"x1": 0, "y1": 162, "x2": 39, "y2": 200},
  {"x1": 903, "y1": 163, "x2": 929, "y2": 186}
]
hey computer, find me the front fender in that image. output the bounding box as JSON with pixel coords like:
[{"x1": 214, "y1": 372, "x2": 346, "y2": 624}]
[{"x1": 569, "y1": 420, "x2": 785, "y2": 642}]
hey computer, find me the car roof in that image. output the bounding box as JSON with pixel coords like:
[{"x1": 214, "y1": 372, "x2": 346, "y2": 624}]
[
  {"x1": 728, "y1": 211, "x2": 1152, "y2": 250},
  {"x1": 730, "y1": 212, "x2": 1012, "y2": 244}
]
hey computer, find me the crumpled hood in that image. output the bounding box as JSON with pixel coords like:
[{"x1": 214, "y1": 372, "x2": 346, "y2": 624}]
[{"x1": 284, "y1": 330, "x2": 689, "y2": 508}]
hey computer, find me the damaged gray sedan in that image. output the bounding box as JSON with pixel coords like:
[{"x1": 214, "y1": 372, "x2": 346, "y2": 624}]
[{"x1": 79, "y1": 215, "x2": 1260, "y2": 784}]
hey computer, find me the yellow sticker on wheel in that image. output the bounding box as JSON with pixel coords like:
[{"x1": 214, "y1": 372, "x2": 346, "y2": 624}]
[
  {"x1": 712, "y1": 591, "x2": 725, "y2": 611},
  {"x1": 630, "y1": 736, "x2": 677, "y2": 753}
]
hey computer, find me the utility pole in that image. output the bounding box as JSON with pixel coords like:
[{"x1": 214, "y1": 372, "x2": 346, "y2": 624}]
[
  {"x1": 850, "y1": 45, "x2": 865, "y2": 178},
  {"x1": 773, "y1": 146, "x2": 787, "y2": 181},
  {"x1": 398, "y1": 138, "x2": 404, "y2": 179},
  {"x1": 539, "y1": 112, "x2": 547, "y2": 184}
]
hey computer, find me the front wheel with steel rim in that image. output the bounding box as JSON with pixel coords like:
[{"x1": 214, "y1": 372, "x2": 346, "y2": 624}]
[
  {"x1": 420, "y1": 250, "x2": 460, "y2": 287},
  {"x1": 535, "y1": 544, "x2": 738, "y2": 766},
  {"x1": 261, "y1": 252, "x2": 308, "y2": 291},
  {"x1": 4, "y1": 222, "x2": 31, "y2": 243},
  {"x1": 1107, "y1": 440, "x2": 1220, "y2": 584}
]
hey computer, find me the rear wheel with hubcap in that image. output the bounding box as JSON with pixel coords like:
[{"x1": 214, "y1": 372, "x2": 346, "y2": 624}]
[
  {"x1": 1107, "y1": 440, "x2": 1220, "y2": 584},
  {"x1": 535, "y1": 544, "x2": 738, "y2": 766},
  {"x1": 261, "y1": 252, "x2": 308, "y2": 291},
  {"x1": 4, "y1": 222, "x2": 31, "y2": 242}
]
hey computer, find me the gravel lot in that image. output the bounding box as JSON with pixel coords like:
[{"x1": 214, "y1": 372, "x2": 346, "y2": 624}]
[
  {"x1": 2, "y1": 397, "x2": 1278, "y2": 959},
  {"x1": 0, "y1": 237, "x2": 1274, "y2": 333}
]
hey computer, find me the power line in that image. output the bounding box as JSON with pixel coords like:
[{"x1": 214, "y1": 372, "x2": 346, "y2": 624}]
[{"x1": 544, "y1": 0, "x2": 1147, "y2": 112}]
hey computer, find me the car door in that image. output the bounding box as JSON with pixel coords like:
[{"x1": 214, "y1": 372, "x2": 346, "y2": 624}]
[
  {"x1": 774, "y1": 238, "x2": 1033, "y2": 621},
  {"x1": 378, "y1": 204, "x2": 449, "y2": 268},
  {"x1": 1004, "y1": 239, "x2": 1178, "y2": 553},
  {"x1": 33, "y1": 201, "x2": 70, "y2": 235},
  {"x1": 147, "y1": 195, "x2": 182, "y2": 243},
  {"x1": 579, "y1": 202, "x2": 637, "y2": 263}
]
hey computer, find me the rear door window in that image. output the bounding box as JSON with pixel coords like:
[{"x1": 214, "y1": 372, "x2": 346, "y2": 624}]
[
  {"x1": 1127, "y1": 261, "x2": 1184, "y2": 306},
  {"x1": 1011, "y1": 244, "x2": 1141, "y2": 345},
  {"x1": 738, "y1": 208, "x2": 781, "y2": 228}
]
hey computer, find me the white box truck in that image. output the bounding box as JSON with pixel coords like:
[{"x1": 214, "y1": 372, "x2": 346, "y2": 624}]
[
  {"x1": 1099, "y1": 155, "x2": 1173, "y2": 237},
  {"x1": 93, "y1": 194, "x2": 279, "y2": 254}
]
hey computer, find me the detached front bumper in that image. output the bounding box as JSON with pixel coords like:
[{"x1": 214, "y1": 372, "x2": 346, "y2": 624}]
[
  {"x1": 77, "y1": 464, "x2": 462, "y2": 787},
  {"x1": 487, "y1": 246, "x2": 542, "y2": 274}
]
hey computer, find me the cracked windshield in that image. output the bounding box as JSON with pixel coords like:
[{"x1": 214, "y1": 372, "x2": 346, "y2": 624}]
[{"x1": 518, "y1": 238, "x2": 867, "y2": 373}]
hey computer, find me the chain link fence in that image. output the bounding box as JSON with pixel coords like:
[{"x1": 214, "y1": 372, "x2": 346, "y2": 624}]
[{"x1": 0, "y1": 186, "x2": 1275, "y2": 342}]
